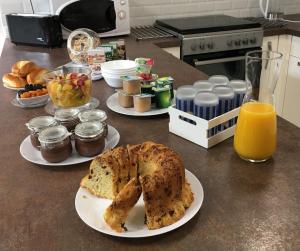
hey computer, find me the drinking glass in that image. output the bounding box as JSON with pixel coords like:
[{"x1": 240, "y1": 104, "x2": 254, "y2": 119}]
[{"x1": 234, "y1": 50, "x2": 283, "y2": 162}]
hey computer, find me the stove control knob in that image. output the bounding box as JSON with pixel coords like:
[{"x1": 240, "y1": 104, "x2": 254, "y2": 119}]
[
  {"x1": 191, "y1": 43, "x2": 197, "y2": 51},
  {"x1": 250, "y1": 37, "x2": 257, "y2": 44},
  {"x1": 227, "y1": 40, "x2": 233, "y2": 47},
  {"x1": 242, "y1": 38, "x2": 249, "y2": 45},
  {"x1": 235, "y1": 39, "x2": 241, "y2": 46},
  {"x1": 207, "y1": 42, "x2": 214, "y2": 49},
  {"x1": 199, "y1": 43, "x2": 205, "y2": 50}
]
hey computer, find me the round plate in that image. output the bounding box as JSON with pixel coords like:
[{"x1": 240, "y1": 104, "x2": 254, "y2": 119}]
[
  {"x1": 3, "y1": 82, "x2": 24, "y2": 91},
  {"x1": 11, "y1": 97, "x2": 50, "y2": 108},
  {"x1": 20, "y1": 125, "x2": 119, "y2": 166},
  {"x1": 75, "y1": 169, "x2": 204, "y2": 238},
  {"x1": 106, "y1": 92, "x2": 173, "y2": 116},
  {"x1": 44, "y1": 97, "x2": 100, "y2": 115}
]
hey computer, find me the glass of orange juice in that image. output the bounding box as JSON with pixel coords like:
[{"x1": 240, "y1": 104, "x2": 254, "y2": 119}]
[{"x1": 234, "y1": 50, "x2": 282, "y2": 162}]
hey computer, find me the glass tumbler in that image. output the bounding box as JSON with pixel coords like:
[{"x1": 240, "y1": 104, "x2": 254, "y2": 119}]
[{"x1": 234, "y1": 50, "x2": 283, "y2": 162}]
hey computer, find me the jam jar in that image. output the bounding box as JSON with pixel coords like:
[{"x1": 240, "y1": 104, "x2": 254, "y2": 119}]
[
  {"x1": 26, "y1": 116, "x2": 57, "y2": 150},
  {"x1": 54, "y1": 108, "x2": 80, "y2": 132},
  {"x1": 74, "y1": 121, "x2": 105, "y2": 157},
  {"x1": 38, "y1": 125, "x2": 72, "y2": 163},
  {"x1": 78, "y1": 109, "x2": 108, "y2": 137}
]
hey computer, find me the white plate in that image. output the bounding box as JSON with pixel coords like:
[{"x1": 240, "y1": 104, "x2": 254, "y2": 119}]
[
  {"x1": 20, "y1": 125, "x2": 120, "y2": 166},
  {"x1": 3, "y1": 82, "x2": 24, "y2": 91},
  {"x1": 75, "y1": 169, "x2": 204, "y2": 238},
  {"x1": 106, "y1": 92, "x2": 173, "y2": 116},
  {"x1": 11, "y1": 97, "x2": 50, "y2": 108}
]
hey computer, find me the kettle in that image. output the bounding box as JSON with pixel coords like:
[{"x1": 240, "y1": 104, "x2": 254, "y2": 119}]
[{"x1": 259, "y1": 0, "x2": 283, "y2": 20}]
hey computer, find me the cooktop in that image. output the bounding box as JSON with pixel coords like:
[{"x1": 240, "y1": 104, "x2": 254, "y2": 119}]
[{"x1": 155, "y1": 15, "x2": 261, "y2": 35}]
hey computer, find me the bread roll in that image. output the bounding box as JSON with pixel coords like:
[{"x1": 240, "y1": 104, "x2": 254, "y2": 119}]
[
  {"x1": 11, "y1": 61, "x2": 37, "y2": 77},
  {"x1": 26, "y1": 68, "x2": 48, "y2": 85},
  {"x1": 3, "y1": 73, "x2": 27, "y2": 88}
]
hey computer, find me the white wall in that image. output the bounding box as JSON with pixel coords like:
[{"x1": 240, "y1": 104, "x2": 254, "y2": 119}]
[{"x1": 129, "y1": 0, "x2": 300, "y2": 26}]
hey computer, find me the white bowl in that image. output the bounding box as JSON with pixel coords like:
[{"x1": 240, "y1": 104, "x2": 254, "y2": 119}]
[
  {"x1": 101, "y1": 68, "x2": 137, "y2": 76},
  {"x1": 101, "y1": 70, "x2": 137, "y2": 77},
  {"x1": 17, "y1": 93, "x2": 49, "y2": 106},
  {"x1": 102, "y1": 74, "x2": 123, "y2": 88},
  {"x1": 101, "y1": 60, "x2": 137, "y2": 72}
]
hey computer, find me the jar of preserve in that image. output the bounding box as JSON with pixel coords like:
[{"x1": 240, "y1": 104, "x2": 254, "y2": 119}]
[
  {"x1": 78, "y1": 109, "x2": 108, "y2": 137},
  {"x1": 38, "y1": 125, "x2": 72, "y2": 163},
  {"x1": 54, "y1": 108, "x2": 80, "y2": 132},
  {"x1": 26, "y1": 116, "x2": 57, "y2": 150},
  {"x1": 74, "y1": 121, "x2": 105, "y2": 157}
]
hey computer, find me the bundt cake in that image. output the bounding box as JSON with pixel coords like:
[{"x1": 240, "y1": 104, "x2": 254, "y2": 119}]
[
  {"x1": 103, "y1": 177, "x2": 142, "y2": 232},
  {"x1": 80, "y1": 141, "x2": 194, "y2": 231}
]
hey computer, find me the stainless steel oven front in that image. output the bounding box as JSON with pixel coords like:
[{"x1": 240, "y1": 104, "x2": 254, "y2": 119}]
[{"x1": 181, "y1": 29, "x2": 263, "y2": 80}]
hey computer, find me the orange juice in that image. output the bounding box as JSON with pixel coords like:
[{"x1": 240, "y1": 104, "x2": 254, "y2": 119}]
[{"x1": 234, "y1": 102, "x2": 277, "y2": 162}]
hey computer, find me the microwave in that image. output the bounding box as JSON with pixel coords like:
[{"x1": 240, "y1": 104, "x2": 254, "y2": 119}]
[{"x1": 50, "y1": 0, "x2": 130, "y2": 39}]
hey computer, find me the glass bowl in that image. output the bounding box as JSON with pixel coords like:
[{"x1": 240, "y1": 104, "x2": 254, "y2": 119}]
[{"x1": 44, "y1": 66, "x2": 92, "y2": 108}]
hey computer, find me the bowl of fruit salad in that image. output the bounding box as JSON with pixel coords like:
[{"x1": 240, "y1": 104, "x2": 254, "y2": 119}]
[
  {"x1": 44, "y1": 66, "x2": 92, "y2": 108},
  {"x1": 17, "y1": 84, "x2": 49, "y2": 106}
]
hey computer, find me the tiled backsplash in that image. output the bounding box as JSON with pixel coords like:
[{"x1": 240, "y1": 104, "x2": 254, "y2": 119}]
[{"x1": 129, "y1": 0, "x2": 300, "y2": 26}]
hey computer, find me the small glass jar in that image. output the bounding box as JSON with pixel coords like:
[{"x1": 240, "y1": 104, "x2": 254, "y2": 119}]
[
  {"x1": 26, "y1": 116, "x2": 57, "y2": 150},
  {"x1": 54, "y1": 108, "x2": 80, "y2": 132},
  {"x1": 74, "y1": 121, "x2": 105, "y2": 157},
  {"x1": 38, "y1": 125, "x2": 72, "y2": 163},
  {"x1": 78, "y1": 109, "x2": 108, "y2": 137}
]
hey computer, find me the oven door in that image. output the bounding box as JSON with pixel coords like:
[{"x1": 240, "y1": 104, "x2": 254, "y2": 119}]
[
  {"x1": 57, "y1": 0, "x2": 116, "y2": 33},
  {"x1": 183, "y1": 48, "x2": 261, "y2": 80}
]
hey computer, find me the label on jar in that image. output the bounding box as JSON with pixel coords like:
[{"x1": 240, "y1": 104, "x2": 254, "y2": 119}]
[
  {"x1": 100, "y1": 44, "x2": 114, "y2": 61},
  {"x1": 109, "y1": 39, "x2": 126, "y2": 60},
  {"x1": 87, "y1": 48, "x2": 106, "y2": 76}
]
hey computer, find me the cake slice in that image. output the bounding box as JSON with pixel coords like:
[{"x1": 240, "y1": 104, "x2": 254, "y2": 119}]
[
  {"x1": 104, "y1": 177, "x2": 142, "y2": 232},
  {"x1": 80, "y1": 149, "x2": 120, "y2": 199},
  {"x1": 126, "y1": 144, "x2": 141, "y2": 179}
]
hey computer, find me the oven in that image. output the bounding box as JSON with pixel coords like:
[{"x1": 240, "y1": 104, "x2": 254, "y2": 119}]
[
  {"x1": 183, "y1": 47, "x2": 262, "y2": 80},
  {"x1": 49, "y1": 0, "x2": 130, "y2": 39}
]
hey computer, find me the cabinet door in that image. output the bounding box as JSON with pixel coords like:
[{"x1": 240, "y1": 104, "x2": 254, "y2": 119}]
[
  {"x1": 276, "y1": 35, "x2": 292, "y2": 116},
  {"x1": 282, "y1": 56, "x2": 300, "y2": 127},
  {"x1": 162, "y1": 47, "x2": 180, "y2": 59},
  {"x1": 262, "y1": 36, "x2": 279, "y2": 51}
]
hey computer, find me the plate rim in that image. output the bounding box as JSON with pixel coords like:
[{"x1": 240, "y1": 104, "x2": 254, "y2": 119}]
[
  {"x1": 106, "y1": 92, "x2": 170, "y2": 117},
  {"x1": 19, "y1": 125, "x2": 120, "y2": 166},
  {"x1": 75, "y1": 169, "x2": 204, "y2": 238}
]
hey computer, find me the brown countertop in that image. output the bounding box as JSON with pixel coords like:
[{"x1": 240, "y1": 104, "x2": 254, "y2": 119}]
[
  {"x1": 0, "y1": 37, "x2": 300, "y2": 251},
  {"x1": 264, "y1": 14, "x2": 300, "y2": 37}
]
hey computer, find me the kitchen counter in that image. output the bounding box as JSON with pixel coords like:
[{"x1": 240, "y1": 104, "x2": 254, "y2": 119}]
[
  {"x1": 0, "y1": 37, "x2": 299, "y2": 251},
  {"x1": 264, "y1": 14, "x2": 300, "y2": 37}
]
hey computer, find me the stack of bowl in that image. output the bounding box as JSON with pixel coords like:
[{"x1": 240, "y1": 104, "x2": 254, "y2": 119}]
[{"x1": 101, "y1": 60, "x2": 137, "y2": 88}]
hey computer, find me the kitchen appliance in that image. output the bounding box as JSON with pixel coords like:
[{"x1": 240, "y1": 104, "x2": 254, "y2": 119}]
[
  {"x1": 259, "y1": 0, "x2": 283, "y2": 20},
  {"x1": 131, "y1": 26, "x2": 174, "y2": 41},
  {"x1": 50, "y1": 0, "x2": 130, "y2": 39},
  {"x1": 6, "y1": 14, "x2": 63, "y2": 47},
  {"x1": 155, "y1": 15, "x2": 263, "y2": 80}
]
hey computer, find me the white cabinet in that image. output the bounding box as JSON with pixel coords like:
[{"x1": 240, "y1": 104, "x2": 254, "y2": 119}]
[
  {"x1": 282, "y1": 56, "x2": 300, "y2": 127},
  {"x1": 162, "y1": 47, "x2": 180, "y2": 59}
]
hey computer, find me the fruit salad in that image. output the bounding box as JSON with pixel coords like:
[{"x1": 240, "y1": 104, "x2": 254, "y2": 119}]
[{"x1": 46, "y1": 72, "x2": 92, "y2": 108}]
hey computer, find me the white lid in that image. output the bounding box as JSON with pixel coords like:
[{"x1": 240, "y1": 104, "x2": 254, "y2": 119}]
[
  {"x1": 26, "y1": 116, "x2": 56, "y2": 132},
  {"x1": 208, "y1": 75, "x2": 229, "y2": 85},
  {"x1": 54, "y1": 108, "x2": 80, "y2": 122},
  {"x1": 229, "y1": 80, "x2": 247, "y2": 94},
  {"x1": 38, "y1": 125, "x2": 70, "y2": 143},
  {"x1": 193, "y1": 80, "x2": 213, "y2": 92},
  {"x1": 176, "y1": 85, "x2": 197, "y2": 100},
  {"x1": 75, "y1": 121, "x2": 104, "y2": 138},
  {"x1": 78, "y1": 109, "x2": 107, "y2": 123},
  {"x1": 194, "y1": 92, "x2": 219, "y2": 106},
  {"x1": 213, "y1": 85, "x2": 234, "y2": 99}
]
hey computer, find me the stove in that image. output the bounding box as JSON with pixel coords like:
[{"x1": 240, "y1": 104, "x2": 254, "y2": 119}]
[{"x1": 155, "y1": 15, "x2": 263, "y2": 79}]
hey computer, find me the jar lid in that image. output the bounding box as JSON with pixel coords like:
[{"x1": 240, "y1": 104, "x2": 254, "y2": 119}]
[
  {"x1": 193, "y1": 81, "x2": 213, "y2": 92},
  {"x1": 208, "y1": 75, "x2": 229, "y2": 85},
  {"x1": 26, "y1": 116, "x2": 56, "y2": 132},
  {"x1": 75, "y1": 121, "x2": 104, "y2": 138},
  {"x1": 38, "y1": 125, "x2": 70, "y2": 143},
  {"x1": 194, "y1": 92, "x2": 219, "y2": 106},
  {"x1": 78, "y1": 109, "x2": 107, "y2": 123},
  {"x1": 176, "y1": 85, "x2": 197, "y2": 100},
  {"x1": 55, "y1": 108, "x2": 80, "y2": 122},
  {"x1": 229, "y1": 80, "x2": 247, "y2": 94},
  {"x1": 213, "y1": 85, "x2": 234, "y2": 99}
]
